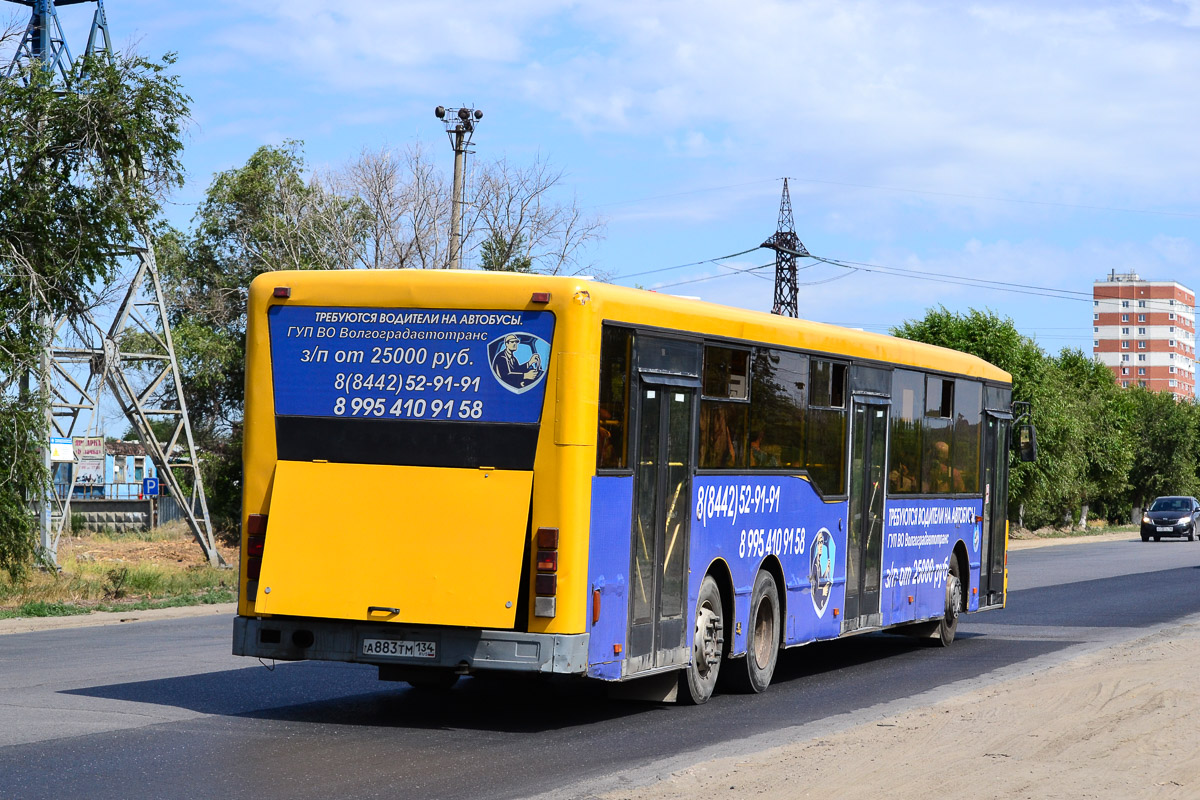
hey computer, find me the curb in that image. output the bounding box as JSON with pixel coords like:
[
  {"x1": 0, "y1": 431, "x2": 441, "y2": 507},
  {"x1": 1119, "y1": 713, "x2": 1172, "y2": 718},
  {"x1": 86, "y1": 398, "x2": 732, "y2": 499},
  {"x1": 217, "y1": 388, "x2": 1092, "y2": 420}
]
[
  {"x1": 1008, "y1": 531, "x2": 1137, "y2": 551},
  {"x1": 0, "y1": 601, "x2": 238, "y2": 636}
]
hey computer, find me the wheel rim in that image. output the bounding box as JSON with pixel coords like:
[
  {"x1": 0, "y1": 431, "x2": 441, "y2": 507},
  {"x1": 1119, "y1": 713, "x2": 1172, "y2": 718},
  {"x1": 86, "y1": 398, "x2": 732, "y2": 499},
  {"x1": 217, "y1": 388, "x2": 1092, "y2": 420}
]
[
  {"x1": 752, "y1": 595, "x2": 775, "y2": 670},
  {"x1": 694, "y1": 601, "x2": 721, "y2": 679},
  {"x1": 947, "y1": 576, "x2": 961, "y2": 625}
]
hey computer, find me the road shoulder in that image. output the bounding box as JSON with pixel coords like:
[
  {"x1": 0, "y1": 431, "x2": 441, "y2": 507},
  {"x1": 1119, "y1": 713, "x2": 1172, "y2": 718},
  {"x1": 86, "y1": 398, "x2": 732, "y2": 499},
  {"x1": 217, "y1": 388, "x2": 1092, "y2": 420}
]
[
  {"x1": 580, "y1": 616, "x2": 1200, "y2": 800},
  {"x1": 0, "y1": 602, "x2": 238, "y2": 635}
]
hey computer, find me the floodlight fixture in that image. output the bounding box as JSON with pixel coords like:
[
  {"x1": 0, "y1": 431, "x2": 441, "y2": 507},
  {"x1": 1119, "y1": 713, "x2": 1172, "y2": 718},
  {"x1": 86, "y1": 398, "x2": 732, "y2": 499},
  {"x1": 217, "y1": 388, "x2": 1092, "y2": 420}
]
[{"x1": 433, "y1": 105, "x2": 485, "y2": 271}]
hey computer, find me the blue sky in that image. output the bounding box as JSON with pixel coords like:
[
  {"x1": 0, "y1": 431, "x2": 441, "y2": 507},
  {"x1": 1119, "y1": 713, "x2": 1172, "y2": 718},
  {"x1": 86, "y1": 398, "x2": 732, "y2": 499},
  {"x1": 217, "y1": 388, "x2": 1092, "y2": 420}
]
[{"x1": 25, "y1": 0, "x2": 1200, "y2": 351}]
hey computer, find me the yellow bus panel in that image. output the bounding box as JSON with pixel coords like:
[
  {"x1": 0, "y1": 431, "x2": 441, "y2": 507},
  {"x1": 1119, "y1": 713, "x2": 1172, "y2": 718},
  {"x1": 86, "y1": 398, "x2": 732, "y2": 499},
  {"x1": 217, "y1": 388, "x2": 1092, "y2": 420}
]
[{"x1": 255, "y1": 460, "x2": 532, "y2": 628}]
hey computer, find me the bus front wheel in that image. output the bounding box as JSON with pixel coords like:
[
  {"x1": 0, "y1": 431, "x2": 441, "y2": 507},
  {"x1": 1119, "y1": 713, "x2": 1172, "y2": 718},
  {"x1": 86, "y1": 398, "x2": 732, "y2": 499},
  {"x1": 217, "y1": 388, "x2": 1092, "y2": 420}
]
[
  {"x1": 679, "y1": 575, "x2": 724, "y2": 704},
  {"x1": 724, "y1": 570, "x2": 779, "y2": 693}
]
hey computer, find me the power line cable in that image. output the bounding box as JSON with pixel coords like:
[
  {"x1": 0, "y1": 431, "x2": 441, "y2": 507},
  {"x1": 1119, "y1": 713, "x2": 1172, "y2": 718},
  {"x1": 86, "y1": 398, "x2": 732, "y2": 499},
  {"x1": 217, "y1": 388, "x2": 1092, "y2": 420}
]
[
  {"x1": 619, "y1": 247, "x2": 763, "y2": 281},
  {"x1": 806, "y1": 253, "x2": 1195, "y2": 314},
  {"x1": 652, "y1": 261, "x2": 775, "y2": 290},
  {"x1": 622, "y1": 242, "x2": 1197, "y2": 317}
]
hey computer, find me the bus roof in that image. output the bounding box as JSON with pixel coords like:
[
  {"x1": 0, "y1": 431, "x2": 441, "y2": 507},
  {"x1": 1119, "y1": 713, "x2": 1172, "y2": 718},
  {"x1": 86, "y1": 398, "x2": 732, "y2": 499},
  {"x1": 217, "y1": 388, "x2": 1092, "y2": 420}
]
[{"x1": 250, "y1": 270, "x2": 1012, "y2": 384}]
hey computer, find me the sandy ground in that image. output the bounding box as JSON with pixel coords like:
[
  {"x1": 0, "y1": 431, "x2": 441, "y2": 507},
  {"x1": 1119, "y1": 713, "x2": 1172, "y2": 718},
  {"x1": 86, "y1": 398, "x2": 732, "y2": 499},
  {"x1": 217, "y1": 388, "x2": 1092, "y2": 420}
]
[
  {"x1": 603, "y1": 624, "x2": 1200, "y2": 800},
  {"x1": 57, "y1": 526, "x2": 239, "y2": 568},
  {"x1": 603, "y1": 530, "x2": 1198, "y2": 800}
]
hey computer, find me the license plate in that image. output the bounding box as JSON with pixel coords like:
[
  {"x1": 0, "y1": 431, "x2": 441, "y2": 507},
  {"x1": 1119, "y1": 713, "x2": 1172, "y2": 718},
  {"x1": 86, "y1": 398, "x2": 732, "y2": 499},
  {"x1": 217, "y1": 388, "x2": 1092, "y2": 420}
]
[
  {"x1": 362, "y1": 638, "x2": 436, "y2": 659},
  {"x1": 1157, "y1": 526, "x2": 1173, "y2": 532}
]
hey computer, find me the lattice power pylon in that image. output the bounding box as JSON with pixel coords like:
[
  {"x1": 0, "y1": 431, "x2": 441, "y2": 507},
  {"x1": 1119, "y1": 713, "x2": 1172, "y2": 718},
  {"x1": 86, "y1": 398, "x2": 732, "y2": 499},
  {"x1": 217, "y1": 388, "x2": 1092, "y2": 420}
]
[
  {"x1": 5, "y1": 0, "x2": 223, "y2": 566},
  {"x1": 5, "y1": 0, "x2": 110, "y2": 81},
  {"x1": 761, "y1": 178, "x2": 810, "y2": 317}
]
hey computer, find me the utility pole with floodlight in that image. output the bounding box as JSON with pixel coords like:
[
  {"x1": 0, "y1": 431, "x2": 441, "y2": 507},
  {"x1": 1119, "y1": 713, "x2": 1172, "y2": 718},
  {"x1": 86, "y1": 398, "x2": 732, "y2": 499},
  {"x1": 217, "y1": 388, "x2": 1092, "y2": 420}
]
[{"x1": 434, "y1": 105, "x2": 483, "y2": 270}]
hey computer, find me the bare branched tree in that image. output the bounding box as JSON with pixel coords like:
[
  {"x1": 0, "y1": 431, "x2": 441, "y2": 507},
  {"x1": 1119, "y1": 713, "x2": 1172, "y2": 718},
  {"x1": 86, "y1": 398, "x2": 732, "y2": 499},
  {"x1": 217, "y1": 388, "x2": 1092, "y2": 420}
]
[
  {"x1": 315, "y1": 142, "x2": 450, "y2": 270},
  {"x1": 0, "y1": 15, "x2": 23, "y2": 63},
  {"x1": 472, "y1": 154, "x2": 605, "y2": 277},
  {"x1": 316, "y1": 145, "x2": 603, "y2": 275}
]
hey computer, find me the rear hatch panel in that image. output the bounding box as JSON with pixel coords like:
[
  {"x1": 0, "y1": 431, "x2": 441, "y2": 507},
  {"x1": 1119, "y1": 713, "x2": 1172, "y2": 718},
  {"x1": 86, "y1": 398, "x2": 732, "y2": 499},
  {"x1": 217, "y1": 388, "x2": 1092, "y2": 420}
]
[{"x1": 256, "y1": 460, "x2": 533, "y2": 629}]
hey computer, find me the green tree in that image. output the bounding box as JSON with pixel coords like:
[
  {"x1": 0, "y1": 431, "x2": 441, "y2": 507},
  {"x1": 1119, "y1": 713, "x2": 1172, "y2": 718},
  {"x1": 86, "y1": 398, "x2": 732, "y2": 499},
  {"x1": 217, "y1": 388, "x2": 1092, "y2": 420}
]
[
  {"x1": 158, "y1": 142, "x2": 365, "y2": 528},
  {"x1": 1052, "y1": 349, "x2": 1133, "y2": 523},
  {"x1": 1124, "y1": 388, "x2": 1200, "y2": 510},
  {"x1": 892, "y1": 307, "x2": 1053, "y2": 525},
  {"x1": 0, "y1": 53, "x2": 189, "y2": 577},
  {"x1": 479, "y1": 230, "x2": 533, "y2": 272}
]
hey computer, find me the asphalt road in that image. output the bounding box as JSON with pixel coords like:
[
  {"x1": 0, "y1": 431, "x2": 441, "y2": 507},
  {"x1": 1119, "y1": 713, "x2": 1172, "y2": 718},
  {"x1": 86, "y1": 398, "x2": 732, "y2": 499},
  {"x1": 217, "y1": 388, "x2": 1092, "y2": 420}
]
[{"x1": 3, "y1": 535, "x2": 1200, "y2": 800}]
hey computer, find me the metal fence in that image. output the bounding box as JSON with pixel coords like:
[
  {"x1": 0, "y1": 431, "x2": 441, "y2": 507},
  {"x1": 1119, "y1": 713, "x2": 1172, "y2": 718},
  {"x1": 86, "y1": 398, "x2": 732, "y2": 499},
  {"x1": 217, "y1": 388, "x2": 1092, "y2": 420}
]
[
  {"x1": 53, "y1": 482, "x2": 148, "y2": 500},
  {"x1": 157, "y1": 493, "x2": 202, "y2": 526}
]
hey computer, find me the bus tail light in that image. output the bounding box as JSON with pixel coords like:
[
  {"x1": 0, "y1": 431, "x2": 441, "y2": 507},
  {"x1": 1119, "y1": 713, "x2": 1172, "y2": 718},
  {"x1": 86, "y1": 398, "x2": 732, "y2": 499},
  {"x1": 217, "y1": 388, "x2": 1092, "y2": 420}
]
[
  {"x1": 536, "y1": 527, "x2": 558, "y2": 548},
  {"x1": 246, "y1": 514, "x2": 267, "y2": 589},
  {"x1": 534, "y1": 527, "x2": 558, "y2": 618}
]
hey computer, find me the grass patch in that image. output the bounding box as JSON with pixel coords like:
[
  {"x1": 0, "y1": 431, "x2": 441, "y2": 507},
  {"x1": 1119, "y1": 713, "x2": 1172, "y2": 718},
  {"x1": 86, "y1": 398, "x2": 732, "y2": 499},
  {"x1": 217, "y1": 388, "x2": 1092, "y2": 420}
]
[
  {"x1": 11, "y1": 601, "x2": 80, "y2": 617},
  {"x1": 1016, "y1": 523, "x2": 1138, "y2": 540},
  {"x1": 72, "y1": 520, "x2": 195, "y2": 544},
  {"x1": 0, "y1": 557, "x2": 235, "y2": 614}
]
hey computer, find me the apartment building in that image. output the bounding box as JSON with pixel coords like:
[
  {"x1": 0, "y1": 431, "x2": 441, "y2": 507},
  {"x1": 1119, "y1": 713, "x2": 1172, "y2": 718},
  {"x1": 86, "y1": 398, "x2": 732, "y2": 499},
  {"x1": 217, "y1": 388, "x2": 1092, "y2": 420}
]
[{"x1": 1093, "y1": 272, "x2": 1196, "y2": 399}]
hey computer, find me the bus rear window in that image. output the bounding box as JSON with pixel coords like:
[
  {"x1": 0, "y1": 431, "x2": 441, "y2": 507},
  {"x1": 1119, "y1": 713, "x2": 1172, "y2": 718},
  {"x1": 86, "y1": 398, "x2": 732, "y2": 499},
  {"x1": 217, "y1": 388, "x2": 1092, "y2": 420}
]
[{"x1": 267, "y1": 306, "x2": 554, "y2": 468}]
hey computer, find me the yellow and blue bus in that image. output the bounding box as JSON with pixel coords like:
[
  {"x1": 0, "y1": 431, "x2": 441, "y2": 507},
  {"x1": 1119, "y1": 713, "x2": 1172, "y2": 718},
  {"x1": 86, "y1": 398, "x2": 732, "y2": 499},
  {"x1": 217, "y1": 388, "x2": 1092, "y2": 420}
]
[{"x1": 233, "y1": 270, "x2": 1028, "y2": 703}]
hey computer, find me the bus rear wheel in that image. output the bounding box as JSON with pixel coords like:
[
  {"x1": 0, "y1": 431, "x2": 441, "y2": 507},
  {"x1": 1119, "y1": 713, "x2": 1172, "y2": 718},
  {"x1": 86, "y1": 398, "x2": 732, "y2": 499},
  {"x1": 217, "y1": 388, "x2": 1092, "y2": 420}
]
[
  {"x1": 679, "y1": 575, "x2": 724, "y2": 705},
  {"x1": 724, "y1": 570, "x2": 779, "y2": 693},
  {"x1": 405, "y1": 669, "x2": 460, "y2": 691},
  {"x1": 935, "y1": 559, "x2": 963, "y2": 648}
]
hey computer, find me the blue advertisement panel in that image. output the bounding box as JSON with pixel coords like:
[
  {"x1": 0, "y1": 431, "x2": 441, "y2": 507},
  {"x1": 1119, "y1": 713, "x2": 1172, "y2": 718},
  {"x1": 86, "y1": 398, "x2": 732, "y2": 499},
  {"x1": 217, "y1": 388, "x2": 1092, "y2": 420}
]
[
  {"x1": 268, "y1": 306, "x2": 554, "y2": 424},
  {"x1": 879, "y1": 498, "x2": 983, "y2": 625},
  {"x1": 589, "y1": 472, "x2": 985, "y2": 672},
  {"x1": 688, "y1": 475, "x2": 846, "y2": 656}
]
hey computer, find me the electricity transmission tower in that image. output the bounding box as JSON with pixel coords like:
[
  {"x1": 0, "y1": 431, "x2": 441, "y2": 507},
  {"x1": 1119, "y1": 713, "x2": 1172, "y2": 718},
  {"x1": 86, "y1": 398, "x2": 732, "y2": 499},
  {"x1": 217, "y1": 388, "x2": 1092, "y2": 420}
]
[
  {"x1": 4, "y1": 0, "x2": 223, "y2": 566},
  {"x1": 4, "y1": 0, "x2": 110, "y2": 81},
  {"x1": 761, "y1": 178, "x2": 810, "y2": 317}
]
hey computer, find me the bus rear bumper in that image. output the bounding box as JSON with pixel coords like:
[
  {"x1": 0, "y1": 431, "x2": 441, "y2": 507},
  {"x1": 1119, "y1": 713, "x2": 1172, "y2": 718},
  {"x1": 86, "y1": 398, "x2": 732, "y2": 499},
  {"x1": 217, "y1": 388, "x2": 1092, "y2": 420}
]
[{"x1": 233, "y1": 615, "x2": 590, "y2": 675}]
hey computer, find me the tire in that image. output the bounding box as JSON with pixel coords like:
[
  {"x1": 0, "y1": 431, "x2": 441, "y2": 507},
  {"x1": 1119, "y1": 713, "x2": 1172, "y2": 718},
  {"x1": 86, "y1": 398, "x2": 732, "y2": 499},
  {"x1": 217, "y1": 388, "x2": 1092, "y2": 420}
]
[
  {"x1": 1189, "y1": 528, "x2": 1195, "y2": 542},
  {"x1": 1141, "y1": 532, "x2": 1149, "y2": 542},
  {"x1": 934, "y1": 558, "x2": 962, "y2": 648},
  {"x1": 679, "y1": 575, "x2": 724, "y2": 705},
  {"x1": 723, "y1": 570, "x2": 780, "y2": 693},
  {"x1": 1154, "y1": 536, "x2": 1161, "y2": 542}
]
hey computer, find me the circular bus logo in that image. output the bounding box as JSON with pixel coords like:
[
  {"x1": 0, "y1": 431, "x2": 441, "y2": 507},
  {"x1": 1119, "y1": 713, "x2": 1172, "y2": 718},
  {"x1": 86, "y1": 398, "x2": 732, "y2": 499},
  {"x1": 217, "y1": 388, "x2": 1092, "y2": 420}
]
[
  {"x1": 487, "y1": 332, "x2": 550, "y2": 394},
  {"x1": 809, "y1": 527, "x2": 835, "y2": 618}
]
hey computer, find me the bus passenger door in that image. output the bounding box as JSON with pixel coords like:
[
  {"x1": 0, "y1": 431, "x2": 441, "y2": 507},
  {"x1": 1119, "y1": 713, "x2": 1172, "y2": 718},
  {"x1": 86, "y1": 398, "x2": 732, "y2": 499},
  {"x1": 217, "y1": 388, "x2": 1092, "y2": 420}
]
[
  {"x1": 844, "y1": 399, "x2": 888, "y2": 632},
  {"x1": 979, "y1": 414, "x2": 1011, "y2": 607},
  {"x1": 627, "y1": 341, "x2": 699, "y2": 676}
]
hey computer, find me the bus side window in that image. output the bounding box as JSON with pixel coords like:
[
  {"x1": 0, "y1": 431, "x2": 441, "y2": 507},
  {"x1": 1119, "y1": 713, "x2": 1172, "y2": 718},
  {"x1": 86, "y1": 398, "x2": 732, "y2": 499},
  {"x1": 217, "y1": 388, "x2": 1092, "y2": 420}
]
[
  {"x1": 922, "y1": 376, "x2": 960, "y2": 493},
  {"x1": 953, "y1": 380, "x2": 982, "y2": 493},
  {"x1": 598, "y1": 326, "x2": 632, "y2": 470},
  {"x1": 889, "y1": 369, "x2": 923, "y2": 494},
  {"x1": 807, "y1": 359, "x2": 847, "y2": 494},
  {"x1": 700, "y1": 346, "x2": 750, "y2": 469},
  {"x1": 747, "y1": 348, "x2": 806, "y2": 469}
]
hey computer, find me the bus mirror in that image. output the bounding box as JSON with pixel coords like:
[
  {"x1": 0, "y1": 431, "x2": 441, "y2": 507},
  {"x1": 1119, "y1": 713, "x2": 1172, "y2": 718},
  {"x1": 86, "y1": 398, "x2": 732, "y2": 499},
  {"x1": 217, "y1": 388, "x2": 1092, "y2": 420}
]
[{"x1": 1016, "y1": 424, "x2": 1037, "y2": 463}]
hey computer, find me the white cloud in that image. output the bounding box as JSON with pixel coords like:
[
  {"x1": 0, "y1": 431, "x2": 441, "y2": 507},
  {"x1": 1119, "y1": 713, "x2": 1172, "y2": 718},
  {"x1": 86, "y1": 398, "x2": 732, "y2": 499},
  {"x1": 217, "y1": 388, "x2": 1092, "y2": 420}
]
[{"x1": 210, "y1": 1, "x2": 1200, "y2": 211}]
